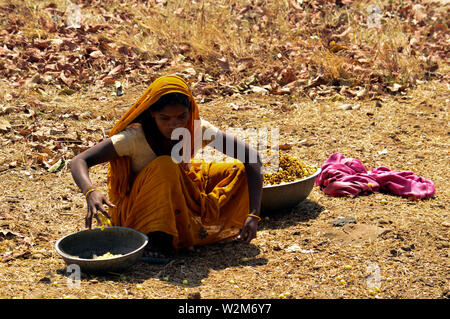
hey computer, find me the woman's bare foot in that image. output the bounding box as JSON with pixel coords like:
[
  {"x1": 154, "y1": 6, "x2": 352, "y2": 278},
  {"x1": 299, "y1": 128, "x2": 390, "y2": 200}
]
[{"x1": 144, "y1": 231, "x2": 174, "y2": 259}]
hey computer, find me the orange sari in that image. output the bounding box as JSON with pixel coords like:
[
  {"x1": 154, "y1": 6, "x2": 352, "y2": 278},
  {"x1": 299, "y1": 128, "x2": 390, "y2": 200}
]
[{"x1": 107, "y1": 75, "x2": 249, "y2": 249}]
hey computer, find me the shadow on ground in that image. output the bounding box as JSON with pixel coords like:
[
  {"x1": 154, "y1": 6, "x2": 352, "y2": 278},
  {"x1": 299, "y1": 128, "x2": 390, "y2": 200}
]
[
  {"x1": 59, "y1": 240, "x2": 266, "y2": 288},
  {"x1": 58, "y1": 199, "x2": 323, "y2": 287},
  {"x1": 260, "y1": 199, "x2": 325, "y2": 230}
]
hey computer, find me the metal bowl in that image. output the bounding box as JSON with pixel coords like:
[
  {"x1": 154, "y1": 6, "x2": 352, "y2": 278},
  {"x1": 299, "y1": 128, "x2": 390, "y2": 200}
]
[
  {"x1": 55, "y1": 226, "x2": 148, "y2": 274},
  {"x1": 261, "y1": 167, "x2": 321, "y2": 213}
]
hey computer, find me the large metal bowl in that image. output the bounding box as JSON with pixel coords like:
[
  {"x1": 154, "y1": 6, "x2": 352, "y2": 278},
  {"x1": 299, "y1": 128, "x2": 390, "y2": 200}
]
[
  {"x1": 261, "y1": 167, "x2": 321, "y2": 213},
  {"x1": 55, "y1": 226, "x2": 148, "y2": 274}
]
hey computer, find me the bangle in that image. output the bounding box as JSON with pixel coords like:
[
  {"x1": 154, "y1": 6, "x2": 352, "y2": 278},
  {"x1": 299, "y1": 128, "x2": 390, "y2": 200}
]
[
  {"x1": 84, "y1": 188, "x2": 100, "y2": 199},
  {"x1": 248, "y1": 213, "x2": 261, "y2": 222}
]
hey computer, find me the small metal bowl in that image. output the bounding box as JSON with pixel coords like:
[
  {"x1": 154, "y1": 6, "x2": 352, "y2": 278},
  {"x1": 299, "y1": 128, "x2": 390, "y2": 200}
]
[
  {"x1": 261, "y1": 167, "x2": 321, "y2": 213},
  {"x1": 55, "y1": 226, "x2": 148, "y2": 274}
]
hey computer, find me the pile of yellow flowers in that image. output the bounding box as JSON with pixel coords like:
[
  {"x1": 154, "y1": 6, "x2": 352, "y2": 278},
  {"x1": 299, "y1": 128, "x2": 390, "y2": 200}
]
[
  {"x1": 93, "y1": 252, "x2": 122, "y2": 260},
  {"x1": 263, "y1": 153, "x2": 317, "y2": 186}
]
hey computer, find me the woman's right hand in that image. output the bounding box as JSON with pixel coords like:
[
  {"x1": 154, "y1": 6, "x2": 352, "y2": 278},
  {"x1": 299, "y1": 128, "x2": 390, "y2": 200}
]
[{"x1": 85, "y1": 190, "x2": 115, "y2": 229}]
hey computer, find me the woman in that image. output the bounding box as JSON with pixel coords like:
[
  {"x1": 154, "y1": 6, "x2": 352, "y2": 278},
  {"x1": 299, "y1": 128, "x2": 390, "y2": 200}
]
[{"x1": 70, "y1": 74, "x2": 263, "y2": 258}]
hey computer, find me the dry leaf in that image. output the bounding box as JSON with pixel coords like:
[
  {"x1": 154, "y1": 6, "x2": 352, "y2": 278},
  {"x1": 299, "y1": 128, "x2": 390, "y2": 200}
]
[
  {"x1": 0, "y1": 106, "x2": 15, "y2": 115},
  {"x1": 48, "y1": 158, "x2": 65, "y2": 173},
  {"x1": 107, "y1": 65, "x2": 123, "y2": 76},
  {"x1": 217, "y1": 57, "x2": 230, "y2": 72},
  {"x1": 89, "y1": 50, "x2": 104, "y2": 58},
  {"x1": 0, "y1": 229, "x2": 24, "y2": 241},
  {"x1": 279, "y1": 144, "x2": 292, "y2": 150},
  {"x1": 0, "y1": 119, "x2": 12, "y2": 133},
  {"x1": 387, "y1": 83, "x2": 408, "y2": 93}
]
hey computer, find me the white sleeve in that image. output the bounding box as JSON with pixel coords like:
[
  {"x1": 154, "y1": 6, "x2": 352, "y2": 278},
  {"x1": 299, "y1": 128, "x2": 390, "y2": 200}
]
[
  {"x1": 201, "y1": 119, "x2": 220, "y2": 148},
  {"x1": 110, "y1": 125, "x2": 140, "y2": 157}
]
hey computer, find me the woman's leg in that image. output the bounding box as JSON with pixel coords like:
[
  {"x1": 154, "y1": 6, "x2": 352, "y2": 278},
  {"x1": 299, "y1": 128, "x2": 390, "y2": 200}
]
[{"x1": 188, "y1": 160, "x2": 250, "y2": 244}]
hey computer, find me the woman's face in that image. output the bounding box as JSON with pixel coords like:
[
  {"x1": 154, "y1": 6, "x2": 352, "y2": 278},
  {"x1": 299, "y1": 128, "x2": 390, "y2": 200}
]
[{"x1": 150, "y1": 104, "x2": 190, "y2": 139}]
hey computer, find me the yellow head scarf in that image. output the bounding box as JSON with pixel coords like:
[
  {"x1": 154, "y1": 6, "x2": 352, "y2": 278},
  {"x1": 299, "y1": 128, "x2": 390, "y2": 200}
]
[{"x1": 107, "y1": 74, "x2": 200, "y2": 204}]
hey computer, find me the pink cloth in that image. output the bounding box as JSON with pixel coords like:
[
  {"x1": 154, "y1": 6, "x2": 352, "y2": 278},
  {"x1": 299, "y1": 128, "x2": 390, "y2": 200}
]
[{"x1": 315, "y1": 153, "x2": 435, "y2": 199}]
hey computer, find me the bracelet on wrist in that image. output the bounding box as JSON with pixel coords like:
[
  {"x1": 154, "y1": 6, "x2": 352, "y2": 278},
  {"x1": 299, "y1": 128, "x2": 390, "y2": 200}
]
[
  {"x1": 248, "y1": 213, "x2": 261, "y2": 222},
  {"x1": 84, "y1": 188, "x2": 100, "y2": 199}
]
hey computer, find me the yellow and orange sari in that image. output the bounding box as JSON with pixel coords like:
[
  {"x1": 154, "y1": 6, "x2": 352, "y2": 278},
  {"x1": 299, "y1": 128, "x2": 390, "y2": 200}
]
[{"x1": 107, "y1": 75, "x2": 249, "y2": 249}]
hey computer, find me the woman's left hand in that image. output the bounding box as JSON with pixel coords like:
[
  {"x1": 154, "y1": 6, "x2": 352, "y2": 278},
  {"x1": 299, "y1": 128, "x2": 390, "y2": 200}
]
[{"x1": 237, "y1": 215, "x2": 259, "y2": 244}]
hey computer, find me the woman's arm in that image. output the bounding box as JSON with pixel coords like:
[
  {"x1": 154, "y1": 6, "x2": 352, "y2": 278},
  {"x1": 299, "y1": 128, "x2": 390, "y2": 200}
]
[
  {"x1": 211, "y1": 130, "x2": 263, "y2": 243},
  {"x1": 70, "y1": 138, "x2": 120, "y2": 228}
]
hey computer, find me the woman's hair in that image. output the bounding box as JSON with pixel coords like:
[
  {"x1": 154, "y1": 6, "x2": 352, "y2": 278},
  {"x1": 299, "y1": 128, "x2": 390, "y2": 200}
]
[{"x1": 150, "y1": 92, "x2": 191, "y2": 112}]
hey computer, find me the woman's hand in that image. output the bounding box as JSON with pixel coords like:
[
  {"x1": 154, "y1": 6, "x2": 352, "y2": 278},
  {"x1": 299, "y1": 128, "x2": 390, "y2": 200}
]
[
  {"x1": 237, "y1": 215, "x2": 259, "y2": 244},
  {"x1": 85, "y1": 190, "x2": 115, "y2": 229}
]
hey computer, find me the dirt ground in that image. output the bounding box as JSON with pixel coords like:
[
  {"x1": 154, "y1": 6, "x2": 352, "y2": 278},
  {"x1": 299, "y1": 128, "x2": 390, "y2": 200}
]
[{"x1": 0, "y1": 77, "x2": 448, "y2": 299}]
